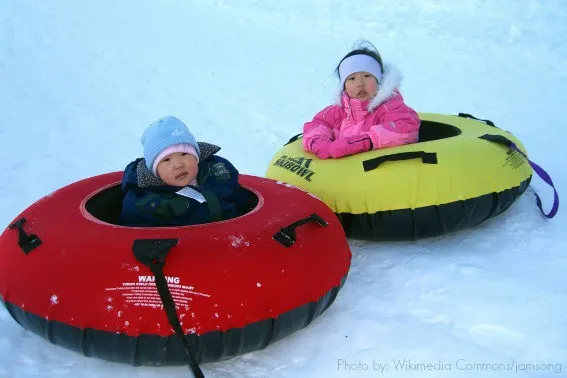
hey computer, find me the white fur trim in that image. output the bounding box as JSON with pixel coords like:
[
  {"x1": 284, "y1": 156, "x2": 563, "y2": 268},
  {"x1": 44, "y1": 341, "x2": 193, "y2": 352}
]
[{"x1": 368, "y1": 64, "x2": 402, "y2": 111}]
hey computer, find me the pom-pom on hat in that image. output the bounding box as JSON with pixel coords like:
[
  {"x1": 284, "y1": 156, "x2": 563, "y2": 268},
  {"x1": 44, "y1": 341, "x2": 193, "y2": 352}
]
[{"x1": 141, "y1": 116, "x2": 201, "y2": 174}]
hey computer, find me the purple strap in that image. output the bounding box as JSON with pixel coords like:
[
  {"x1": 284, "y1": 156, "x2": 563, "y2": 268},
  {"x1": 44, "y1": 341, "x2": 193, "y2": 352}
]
[
  {"x1": 509, "y1": 142, "x2": 559, "y2": 218},
  {"x1": 478, "y1": 134, "x2": 558, "y2": 218}
]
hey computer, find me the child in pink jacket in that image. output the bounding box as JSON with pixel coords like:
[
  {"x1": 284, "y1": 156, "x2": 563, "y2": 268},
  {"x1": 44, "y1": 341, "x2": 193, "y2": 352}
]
[{"x1": 303, "y1": 42, "x2": 420, "y2": 159}]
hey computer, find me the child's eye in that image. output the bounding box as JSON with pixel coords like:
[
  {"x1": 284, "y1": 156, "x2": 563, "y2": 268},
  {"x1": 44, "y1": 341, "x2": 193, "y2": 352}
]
[
  {"x1": 162, "y1": 157, "x2": 170, "y2": 162},
  {"x1": 364, "y1": 74, "x2": 372, "y2": 78},
  {"x1": 181, "y1": 153, "x2": 188, "y2": 156},
  {"x1": 348, "y1": 77, "x2": 355, "y2": 81}
]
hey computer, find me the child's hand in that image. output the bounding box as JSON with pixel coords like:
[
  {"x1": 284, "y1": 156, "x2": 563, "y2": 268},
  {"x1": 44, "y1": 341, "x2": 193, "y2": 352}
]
[
  {"x1": 310, "y1": 138, "x2": 332, "y2": 159},
  {"x1": 329, "y1": 136, "x2": 373, "y2": 158}
]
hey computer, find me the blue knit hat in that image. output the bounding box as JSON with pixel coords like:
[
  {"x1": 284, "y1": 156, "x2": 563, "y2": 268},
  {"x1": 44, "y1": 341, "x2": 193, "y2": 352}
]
[{"x1": 141, "y1": 116, "x2": 201, "y2": 172}]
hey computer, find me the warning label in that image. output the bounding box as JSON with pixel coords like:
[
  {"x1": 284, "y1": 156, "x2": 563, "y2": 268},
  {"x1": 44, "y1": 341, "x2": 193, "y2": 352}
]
[{"x1": 105, "y1": 275, "x2": 210, "y2": 309}]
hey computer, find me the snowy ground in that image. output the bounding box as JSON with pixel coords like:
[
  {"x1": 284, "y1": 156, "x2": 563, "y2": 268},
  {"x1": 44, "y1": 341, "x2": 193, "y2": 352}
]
[{"x1": 1, "y1": 1, "x2": 566, "y2": 377}]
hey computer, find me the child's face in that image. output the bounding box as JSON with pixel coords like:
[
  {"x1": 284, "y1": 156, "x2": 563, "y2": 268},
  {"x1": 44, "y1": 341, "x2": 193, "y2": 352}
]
[
  {"x1": 344, "y1": 71, "x2": 378, "y2": 101},
  {"x1": 156, "y1": 152, "x2": 199, "y2": 187}
]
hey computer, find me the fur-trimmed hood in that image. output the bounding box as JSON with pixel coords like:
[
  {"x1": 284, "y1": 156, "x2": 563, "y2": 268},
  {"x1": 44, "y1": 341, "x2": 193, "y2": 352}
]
[{"x1": 336, "y1": 63, "x2": 403, "y2": 112}]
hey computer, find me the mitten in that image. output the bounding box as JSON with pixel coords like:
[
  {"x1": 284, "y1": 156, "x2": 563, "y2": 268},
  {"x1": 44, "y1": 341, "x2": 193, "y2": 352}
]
[
  {"x1": 329, "y1": 136, "x2": 373, "y2": 158},
  {"x1": 310, "y1": 138, "x2": 332, "y2": 159}
]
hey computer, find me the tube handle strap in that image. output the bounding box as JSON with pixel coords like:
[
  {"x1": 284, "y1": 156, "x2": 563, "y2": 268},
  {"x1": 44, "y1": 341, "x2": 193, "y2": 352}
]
[
  {"x1": 479, "y1": 134, "x2": 559, "y2": 218},
  {"x1": 363, "y1": 151, "x2": 438, "y2": 172}
]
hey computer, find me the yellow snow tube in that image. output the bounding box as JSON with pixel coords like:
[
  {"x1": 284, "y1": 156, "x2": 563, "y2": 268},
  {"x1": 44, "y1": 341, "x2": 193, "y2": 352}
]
[{"x1": 265, "y1": 113, "x2": 532, "y2": 240}]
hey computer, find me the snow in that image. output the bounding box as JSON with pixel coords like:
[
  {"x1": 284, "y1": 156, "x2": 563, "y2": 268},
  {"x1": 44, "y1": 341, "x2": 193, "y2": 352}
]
[
  {"x1": 229, "y1": 235, "x2": 250, "y2": 248},
  {"x1": 1, "y1": 0, "x2": 566, "y2": 377}
]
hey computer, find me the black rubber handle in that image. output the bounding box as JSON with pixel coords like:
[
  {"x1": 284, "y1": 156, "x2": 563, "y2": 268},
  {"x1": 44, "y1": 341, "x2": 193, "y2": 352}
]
[
  {"x1": 458, "y1": 113, "x2": 495, "y2": 127},
  {"x1": 478, "y1": 133, "x2": 514, "y2": 147},
  {"x1": 9, "y1": 217, "x2": 42, "y2": 254},
  {"x1": 363, "y1": 151, "x2": 438, "y2": 172},
  {"x1": 273, "y1": 213, "x2": 328, "y2": 247},
  {"x1": 284, "y1": 133, "x2": 303, "y2": 146},
  {"x1": 132, "y1": 238, "x2": 179, "y2": 267}
]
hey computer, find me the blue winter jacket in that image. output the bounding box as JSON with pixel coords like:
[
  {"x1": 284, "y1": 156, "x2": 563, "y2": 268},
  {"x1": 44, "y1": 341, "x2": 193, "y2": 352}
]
[{"x1": 119, "y1": 143, "x2": 239, "y2": 227}]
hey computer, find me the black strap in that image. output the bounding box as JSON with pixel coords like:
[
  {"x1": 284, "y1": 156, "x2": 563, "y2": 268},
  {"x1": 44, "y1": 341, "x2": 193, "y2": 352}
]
[
  {"x1": 202, "y1": 191, "x2": 223, "y2": 222},
  {"x1": 458, "y1": 113, "x2": 496, "y2": 127},
  {"x1": 273, "y1": 213, "x2": 328, "y2": 247},
  {"x1": 8, "y1": 217, "x2": 42, "y2": 254},
  {"x1": 132, "y1": 239, "x2": 204, "y2": 378},
  {"x1": 478, "y1": 133, "x2": 513, "y2": 146},
  {"x1": 284, "y1": 133, "x2": 303, "y2": 146},
  {"x1": 363, "y1": 151, "x2": 438, "y2": 172}
]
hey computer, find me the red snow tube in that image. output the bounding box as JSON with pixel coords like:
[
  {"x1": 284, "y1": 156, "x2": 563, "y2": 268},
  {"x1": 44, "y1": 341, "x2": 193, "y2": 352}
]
[{"x1": 0, "y1": 172, "x2": 351, "y2": 366}]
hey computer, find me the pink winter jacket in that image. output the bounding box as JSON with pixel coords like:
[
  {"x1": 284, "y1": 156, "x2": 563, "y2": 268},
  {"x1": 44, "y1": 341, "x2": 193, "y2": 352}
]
[{"x1": 303, "y1": 65, "x2": 420, "y2": 152}]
